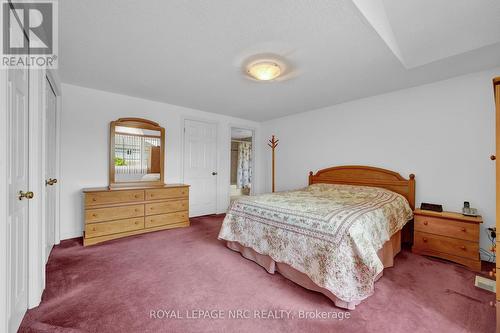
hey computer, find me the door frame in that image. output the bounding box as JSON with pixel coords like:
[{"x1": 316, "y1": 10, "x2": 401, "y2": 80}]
[
  {"x1": 0, "y1": 68, "x2": 9, "y2": 333},
  {"x1": 228, "y1": 125, "x2": 257, "y2": 202},
  {"x1": 181, "y1": 117, "x2": 219, "y2": 215}
]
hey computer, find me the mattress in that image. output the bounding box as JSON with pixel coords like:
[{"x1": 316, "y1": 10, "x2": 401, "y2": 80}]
[{"x1": 218, "y1": 183, "x2": 413, "y2": 309}]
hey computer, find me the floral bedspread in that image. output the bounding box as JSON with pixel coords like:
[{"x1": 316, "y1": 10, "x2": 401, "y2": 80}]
[{"x1": 218, "y1": 183, "x2": 413, "y2": 303}]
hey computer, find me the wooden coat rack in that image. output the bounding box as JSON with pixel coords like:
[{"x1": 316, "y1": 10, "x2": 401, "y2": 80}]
[{"x1": 268, "y1": 135, "x2": 279, "y2": 192}]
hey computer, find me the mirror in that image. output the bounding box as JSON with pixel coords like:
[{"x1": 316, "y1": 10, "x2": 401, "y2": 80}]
[{"x1": 109, "y1": 118, "x2": 165, "y2": 188}]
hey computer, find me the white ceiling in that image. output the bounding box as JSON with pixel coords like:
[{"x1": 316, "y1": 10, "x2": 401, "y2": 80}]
[
  {"x1": 59, "y1": 0, "x2": 500, "y2": 121},
  {"x1": 382, "y1": 0, "x2": 500, "y2": 68}
]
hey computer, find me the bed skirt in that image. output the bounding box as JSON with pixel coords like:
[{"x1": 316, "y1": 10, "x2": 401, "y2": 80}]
[{"x1": 225, "y1": 230, "x2": 401, "y2": 310}]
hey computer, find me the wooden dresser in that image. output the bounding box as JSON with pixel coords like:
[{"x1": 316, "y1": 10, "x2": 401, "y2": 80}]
[
  {"x1": 83, "y1": 184, "x2": 189, "y2": 246},
  {"x1": 412, "y1": 209, "x2": 482, "y2": 271}
]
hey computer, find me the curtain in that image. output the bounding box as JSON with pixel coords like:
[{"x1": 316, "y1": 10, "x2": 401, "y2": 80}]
[{"x1": 237, "y1": 142, "x2": 252, "y2": 189}]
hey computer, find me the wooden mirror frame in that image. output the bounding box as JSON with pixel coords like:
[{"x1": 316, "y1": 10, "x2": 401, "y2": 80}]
[{"x1": 109, "y1": 118, "x2": 165, "y2": 189}]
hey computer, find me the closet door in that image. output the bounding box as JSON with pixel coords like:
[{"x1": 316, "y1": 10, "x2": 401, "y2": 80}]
[
  {"x1": 7, "y1": 67, "x2": 30, "y2": 333},
  {"x1": 44, "y1": 77, "x2": 57, "y2": 261}
]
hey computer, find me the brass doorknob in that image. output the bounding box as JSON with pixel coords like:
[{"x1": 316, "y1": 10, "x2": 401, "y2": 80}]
[
  {"x1": 18, "y1": 191, "x2": 34, "y2": 200},
  {"x1": 491, "y1": 155, "x2": 496, "y2": 160},
  {"x1": 46, "y1": 178, "x2": 58, "y2": 186}
]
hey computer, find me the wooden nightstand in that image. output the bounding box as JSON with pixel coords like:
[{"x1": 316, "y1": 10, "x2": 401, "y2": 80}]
[{"x1": 412, "y1": 209, "x2": 482, "y2": 271}]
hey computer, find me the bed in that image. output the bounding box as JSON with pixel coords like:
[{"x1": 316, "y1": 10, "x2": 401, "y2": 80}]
[{"x1": 218, "y1": 165, "x2": 415, "y2": 309}]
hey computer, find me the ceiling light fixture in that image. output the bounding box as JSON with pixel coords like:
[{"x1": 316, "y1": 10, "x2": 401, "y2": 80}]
[{"x1": 247, "y1": 61, "x2": 281, "y2": 81}]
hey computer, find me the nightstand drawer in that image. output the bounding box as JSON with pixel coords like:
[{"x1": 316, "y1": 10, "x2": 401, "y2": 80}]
[
  {"x1": 414, "y1": 215, "x2": 479, "y2": 242},
  {"x1": 414, "y1": 231, "x2": 479, "y2": 260}
]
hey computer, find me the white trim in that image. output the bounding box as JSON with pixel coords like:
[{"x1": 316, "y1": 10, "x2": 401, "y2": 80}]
[
  {"x1": 0, "y1": 69, "x2": 9, "y2": 333},
  {"x1": 180, "y1": 116, "x2": 219, "y2": 216},
  {"x1": 228, "y1": 125, "x2": 257, "y2": 205}
]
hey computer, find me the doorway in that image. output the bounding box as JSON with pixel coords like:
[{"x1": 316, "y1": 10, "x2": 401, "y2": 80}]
[{"x1": 229, "y1": 127, "x2": 254, "y2": 204}]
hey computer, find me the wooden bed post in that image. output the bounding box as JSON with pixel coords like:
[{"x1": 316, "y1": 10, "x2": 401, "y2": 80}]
[
  {"x1": 408, "y1": 174, "x2": 416, "y2": 210},
  {"x1": 268, "y1": 135, "x2": 279, "y2": 192}
]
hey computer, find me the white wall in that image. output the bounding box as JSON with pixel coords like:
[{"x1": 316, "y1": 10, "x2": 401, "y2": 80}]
[
  {"x1": 60, "y1": 83, "x2": 261, "y2": 239},
  {"x1": 260, "y1": 68, "x2": 500, "y2": 259}
]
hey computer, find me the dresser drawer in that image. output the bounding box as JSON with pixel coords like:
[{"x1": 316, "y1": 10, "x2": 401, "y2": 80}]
[
  {"x1": 85, "y1": 190, "x2": 144, "y2": 206},
  {"x1": 414, "y1": 231, "x2": 479, "y2": 260},
  {"x1": 85, "y1": 217, "x2": 144, "y2": 238},
  {"x1": 414, "y1": 215, "x2": 479, "y2": 242},
  {"x1": 145, "y1": 187, "x2": 188, "y2": 201},
  {"x1": 145, "y1": 199, "x2": 188, "y2": 215},
  {"x1": 145, "y1": 211, "x2": 188, "y2": 228},
  {"x1": 85, "y1": 204, "x2": 144, "y2": 223}
]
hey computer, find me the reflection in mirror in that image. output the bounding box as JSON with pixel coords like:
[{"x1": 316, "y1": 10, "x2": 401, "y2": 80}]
[{"x1": 113, "y1": 126, "x2": 162, "y2": 183}]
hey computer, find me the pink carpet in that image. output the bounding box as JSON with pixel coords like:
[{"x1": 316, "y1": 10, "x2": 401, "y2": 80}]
[{"x1": 20, "y1": 215, "x2": 495, "y2": 333}]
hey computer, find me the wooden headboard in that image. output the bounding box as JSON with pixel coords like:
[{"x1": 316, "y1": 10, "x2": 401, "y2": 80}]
[{"x1": 309, "y1": 165, "x2": 415, "y2": 209}]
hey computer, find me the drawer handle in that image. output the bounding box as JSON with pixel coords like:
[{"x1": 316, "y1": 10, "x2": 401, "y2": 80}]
[
  {"x1": 460, "y1": 246, "x2": 466, "y2": 250},
  {"x1": 423, "y1": 221, "x2": 428, "y2": 226},
  {"x1": 92, "y1": 198, "x2": 97, "y2": 202},
  {"x1": 460, "y1": 227, "x2": 466, "y2": 232},
  {"x1": 135, "y1": 221, "x2": 139, "y2": 225},
  {"x1": 151, "y1": 194, "x2": 154, "y2": 197},
  {"x1": 92, "y1": 227, "x2": 96, "y2": 231},
  {"x1": 135, "y1": 209, "x2": 139, "y2": 212},
  {"x1": 422, "y1": 238, "x2": 428, "y2": 243},
  {"x1": 92, "y1": 213, "x2": 97, "y2": 217}
]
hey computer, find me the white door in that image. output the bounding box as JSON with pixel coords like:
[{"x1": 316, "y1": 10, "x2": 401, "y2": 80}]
[
  {"x1": 44, "y1": 79, "x2": 57, "y2": 261},
  {"x1": 7, "y1": 67, "x2": 30, "y2": 332},
  {"x1": 183, "y1": 120, "x2": 218, "y2": 216}
]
